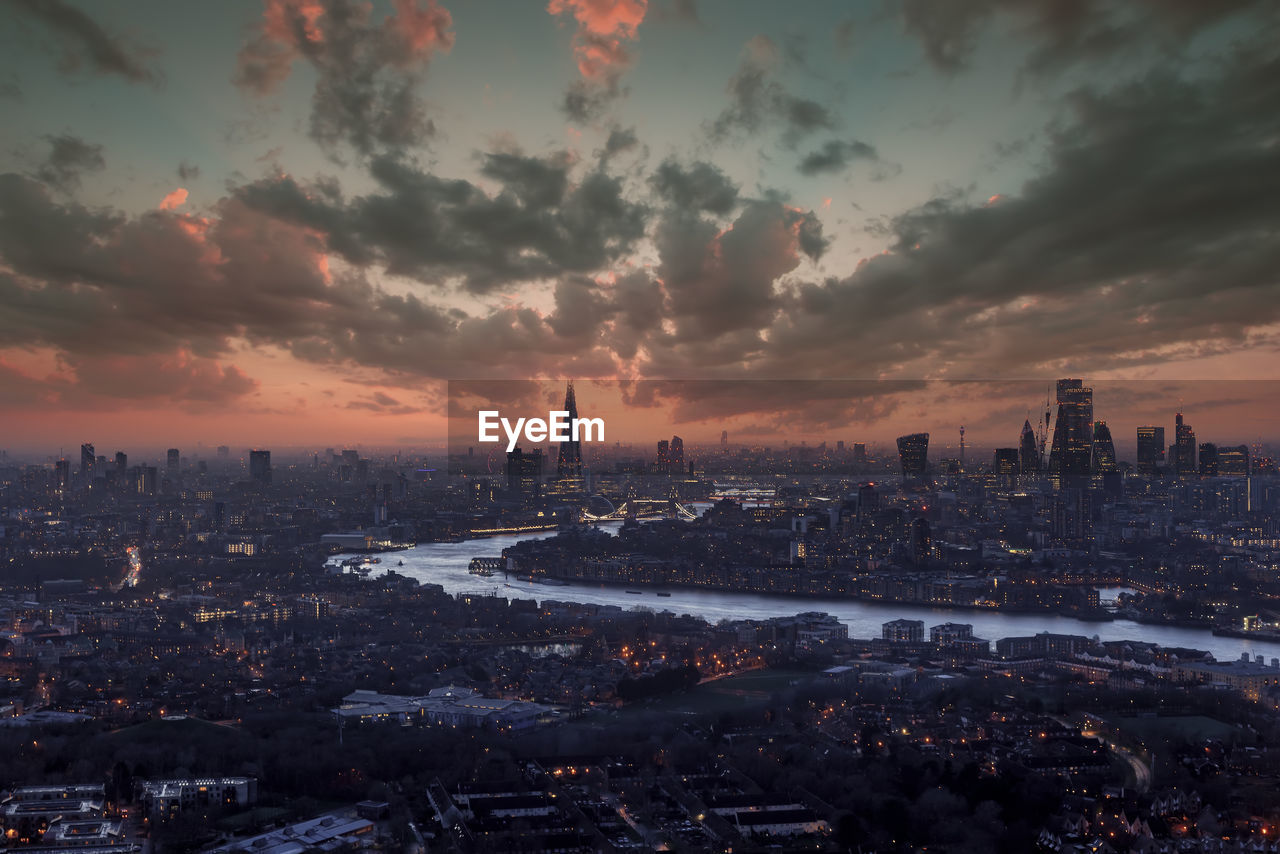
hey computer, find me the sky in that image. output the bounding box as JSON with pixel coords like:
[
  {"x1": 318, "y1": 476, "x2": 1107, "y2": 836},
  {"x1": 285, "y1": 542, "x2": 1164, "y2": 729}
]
[{"x1": 0, "y1": 0, "x2": 1278, "y2": 455}]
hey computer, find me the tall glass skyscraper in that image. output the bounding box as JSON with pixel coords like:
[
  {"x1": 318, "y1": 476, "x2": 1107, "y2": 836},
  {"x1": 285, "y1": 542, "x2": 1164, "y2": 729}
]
[
  {"x1": 896, "y1": 433, "x2": 929, "y2": 478},
  {"x1": 1047, "y1": 379, "x2": 1092, "y2": 488},
  {"x1": 1136, "y1": 425, "x2": 1165, "y2": 476}
]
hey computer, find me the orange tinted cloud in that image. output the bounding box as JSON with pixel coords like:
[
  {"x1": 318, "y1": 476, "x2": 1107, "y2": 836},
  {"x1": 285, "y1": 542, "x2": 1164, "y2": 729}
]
[
  {"x1": 549, "y1": 0, "x2": 647, "y2": 81},
  {"x1": 158, "y1": 188, "x2": 189, "y2": 211},
  {"x1": 386, "y1": 0, "x2": 455, "y2": 63}
]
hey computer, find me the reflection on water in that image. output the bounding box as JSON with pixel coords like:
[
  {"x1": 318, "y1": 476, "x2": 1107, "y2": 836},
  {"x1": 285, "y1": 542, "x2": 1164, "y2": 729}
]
[{"x1": 334, "y1": 527, "x2": 1280, "y2": 663}]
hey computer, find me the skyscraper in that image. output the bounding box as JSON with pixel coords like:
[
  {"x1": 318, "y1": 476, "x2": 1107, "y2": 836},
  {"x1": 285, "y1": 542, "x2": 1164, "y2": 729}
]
[
  {"x1": 506, "y1": 447, "x2": 543, "y2": 502},
  {"x1": 1047, "y1": 379, "x2": 1092, "y2": 488},
  {"x1": 1136, "y1": 426, "x2": 1165, "y2": 476},
  {"x1": 1019, "y1": 419, "x2": 1040, "y2": 474},
  {"x1": 669, "y1": 435, "x2": 684, "y2": 476},
  {"x1": 992, "y1": 448, "x2": 1020, "y2": 486},
  {"x1": 1091, "y1": 421, "x2": 1117, "y2": 474},
  {"x1": 167, "y1": 448, "x2": 180, "y2": 474},
  {"x1": 1174, "y1": 412, "x2": 1196, "y2": 478},
  {"x1": 135, "y1": 465, "x2": 157, "y2": 496},
  {"x1": 554, "y1": 381, "x2": 583, "y2": 481},
  {"x1": 1198, "y1": 442, "x2": 1218, "y2": 478},
  {"x1": 896, "y1": 433, "x2": 929, "y2": 478},
  {"x1": 1217, "y1": 445, "x2": 1250, "y2": 477},
  {"x1": 249, "y1": 449, "x2": 272, "y2": 485},
  {"x1": 115, "y1": 452, "x2": 127, "y2": 477},
  {"x1": 80, "y1": 442, "x2": 95, "y2": 478},
  {"x1": 656, "y1": 439, "x2": 670, "y2": 475}
]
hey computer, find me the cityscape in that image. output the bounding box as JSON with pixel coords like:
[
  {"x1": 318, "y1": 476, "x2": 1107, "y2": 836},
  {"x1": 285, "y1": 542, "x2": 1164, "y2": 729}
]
[
  {"x1": 2, "y1": 1, "x2": 1280, "y2": 853},
  {"x1": 1, "y1": 377, "x2": 1280, "y2": 852}
]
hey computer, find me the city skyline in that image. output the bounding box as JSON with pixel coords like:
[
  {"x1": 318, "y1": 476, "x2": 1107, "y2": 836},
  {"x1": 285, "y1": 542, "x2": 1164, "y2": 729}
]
[
  {"x1": 24, "y1": 377, "x2": 1279, "y2": 468},
  {"x1": 1, "y1": 1, "x2": 1279, "y2": 448},
  {"x1": 5, "y1": 6, "x2": 1280, "y2": 850}
]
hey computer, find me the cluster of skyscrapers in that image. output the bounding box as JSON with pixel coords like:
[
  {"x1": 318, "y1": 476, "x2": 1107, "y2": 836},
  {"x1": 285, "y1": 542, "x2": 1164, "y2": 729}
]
[
  {"x1": 894, "y1": 379, "x2": 1252, "y2": 485},
  {"x1": 55, "y1": 444, "x2": 272, "y2": 496}
]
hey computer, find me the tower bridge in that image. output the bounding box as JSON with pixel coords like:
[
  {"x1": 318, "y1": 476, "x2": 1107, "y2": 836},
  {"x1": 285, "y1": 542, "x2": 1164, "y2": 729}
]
[{"x1": 580, "y1": 494, "x2": 700, "y2": 522}]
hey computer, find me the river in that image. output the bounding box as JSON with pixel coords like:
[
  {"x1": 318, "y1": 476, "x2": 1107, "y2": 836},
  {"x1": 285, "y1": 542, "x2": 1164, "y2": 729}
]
[{"x1": 333, "y1": 527, "x2": 1280, "y2": 663}]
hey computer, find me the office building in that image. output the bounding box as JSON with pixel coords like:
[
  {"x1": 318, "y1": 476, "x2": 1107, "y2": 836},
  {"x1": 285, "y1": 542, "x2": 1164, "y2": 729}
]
[
  {"x1": 669, "y1": 435, "x2": 684, "y2": 475},
  {"x1": 506, "y1": 447, "x2": 543, "y2": 501},
  {"x1": 896, "y1": 433, "x2": 929, "y2": 478},
  {"x1": 1217, "y1": 444, "x2": 1250, "y2": 477},
  {"x1": 993, "y1": 447, "x2": 1020, "y2": 485},
  {"x1": 1136, "y1": 426, "x2": 1165, "y2": 476},
  {"x1": 1174, "y1": 412, "x2": 1196, "y2": 478},
  {"x1": 1047, "y1": 379, "x2": 1092, "y2": 488},
  {"x1": 135, "y1": 465, "x2": 157, "y2": 496},
  {"x1": 1198, "y1": 443, "x2": 1218, "y2": 478},
  {"x1": 249, "y1": 449, "x2": 272, "y2": 485}
]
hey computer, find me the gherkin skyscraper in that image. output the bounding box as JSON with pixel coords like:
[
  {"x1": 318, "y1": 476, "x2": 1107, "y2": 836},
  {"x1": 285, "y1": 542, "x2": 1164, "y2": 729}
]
[
  {"x1": 1091, "y1": 420, "x2": 1117, "y2": 475},
  {"x1": 1019, "y1": 419, "x2": 1040, "y2": 474}
]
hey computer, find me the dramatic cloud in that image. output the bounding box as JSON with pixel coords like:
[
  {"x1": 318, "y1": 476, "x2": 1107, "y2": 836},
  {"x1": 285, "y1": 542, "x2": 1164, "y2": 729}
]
[
  {"x1": 900, "y1": 0, "x2": 1270, "y2": 76},
  {"x1": 0, "y1": 169, "x2": 636, "y2": 394},
  {"x1": 550, "y1": 0, "x2": 649, "y2": 121},
  {"x1": 656, "y1": 198, "x2": 826, "y2": 342},
  {"x1": 752, "y1": 40, "x2": 1280, "y2": 380},
  {"x1": 649, "y1": 158, "x2": 738, "y2": 215},
  {"x1": 797, "y1": 139, "x2": 879, "y2": 176},
  {"x1": 710, "y1": 35, "x2": 836, "y2": 145},
  {"x1": 234, "y1": 0, "x2": 455, "y2": 155},
  {"x1": 34, "y1": 134, "x2": 105, "y2": 190},
  {"x1": 234, "y1": 152, "x2": 648, "y2": 293},
  {"x1": 9, "y1": 0, "x2": 156, "y2": 83}
]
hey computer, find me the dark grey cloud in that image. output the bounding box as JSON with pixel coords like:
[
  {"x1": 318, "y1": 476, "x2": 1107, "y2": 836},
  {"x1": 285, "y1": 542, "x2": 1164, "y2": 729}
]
[
  {"x1": 900, "y1": 0, "x2": 1272, "y2": 76},
  {"x1": 797, "y1": 138, "x2": 878, "y2": 176},
  {"x1": 749, "y1": 38, "x2": 1280, "y2": 379},
  {"x1": 656, "y1": 198, "x2": 827, "y2": 342},
  {"x1": 649, "y1": 158, "x2": 738, "y2": 215},
  {"x1": 562, "y1": 79, "x2": 624, "y2": 124},
  {"x1": 8, "y1": 0, "x2": 156, "y2": 83},
  {"x1": 234, "y1": 0, "x2": 454, "y2": 157},
  {"x1": 600, "y1": 125, "x2": 640, "y2": 161},
  {"x1": 177, "y1": 161, "x2": 200, "y2": 181},
  {"x1": 710, "y1": 35, "x2": 836, "y2": 145},
  {"x1": 34, "y1": 134, "x2": 105, "y2": 190},
  {"x1": 0, "y1": 171, "x2": 626, "y2": 387},
  {"x1": 234, "y1": 152, "x2": 648, "y2": 294}
]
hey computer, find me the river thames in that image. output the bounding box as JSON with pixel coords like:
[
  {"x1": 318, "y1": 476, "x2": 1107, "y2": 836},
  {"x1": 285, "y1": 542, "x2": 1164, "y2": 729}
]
[{"x1": 335, "y1": 527, "x2": 1280, "y2": 663}]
